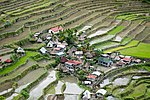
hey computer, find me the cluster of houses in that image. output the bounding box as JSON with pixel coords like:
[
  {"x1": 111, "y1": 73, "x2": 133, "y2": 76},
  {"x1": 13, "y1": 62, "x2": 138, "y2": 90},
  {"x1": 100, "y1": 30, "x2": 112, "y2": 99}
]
[
  {"x1": 32, "y1": 26, "x2": 67, "y2": 56},
  {"x1": 98, "y1": 52, "x2": 142, "y2": 67},
  {"x1": 82, "y1": 89, "x2": 107, "y2": 100},
  {"x1": 31, "y1": 25, "x2": 144, "y2": 100}
]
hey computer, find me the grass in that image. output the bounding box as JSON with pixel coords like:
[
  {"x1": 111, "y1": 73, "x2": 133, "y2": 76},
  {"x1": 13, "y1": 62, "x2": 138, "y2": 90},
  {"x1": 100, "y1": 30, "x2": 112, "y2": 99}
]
[
  {"x1": 95, "y1": 41, "x2": 119, "y2": 50},
  {"x1": 117, "y1": 14, "x2": 139, "y2": 21},
  {"x1": 47, "y1": 85, "x2": 56, "y2": 94},
  {"x1": 136, "y1": 66, "x2": 150, "y2": 72},
  {"x1": 108, "y1": 26, "x2": 125, "y2": 35},
  {"x1": 145, "y1": 88, "x2": 150, "y2": 98},
  {"x1": 117, "y1": 13, "x2": 150, "y2": 21},
  {"x1": 0, "y1": 51, "x2": 39, "y2": 75},
  {"x1": 121, "y1": 37, "x2": 132, "y2": 45},
  {"x1": 8, "y1": 0, "x2": 58, "y2": 15},
  {"x1": 104, "y1": 40, "x2": 139, "y2": 53},
  {"x1": 125, "y1": 84, "x2": 147, "y2": 98},
  {"x1": 119, "y1": 42, "x2": 150, "y2": 58}
]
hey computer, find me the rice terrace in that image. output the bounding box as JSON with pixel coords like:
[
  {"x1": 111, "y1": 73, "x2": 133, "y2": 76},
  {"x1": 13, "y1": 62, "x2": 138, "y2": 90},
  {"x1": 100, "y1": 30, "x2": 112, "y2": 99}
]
[{"x1": 0, "y1": 0, "x2": 150, "y2": 100}]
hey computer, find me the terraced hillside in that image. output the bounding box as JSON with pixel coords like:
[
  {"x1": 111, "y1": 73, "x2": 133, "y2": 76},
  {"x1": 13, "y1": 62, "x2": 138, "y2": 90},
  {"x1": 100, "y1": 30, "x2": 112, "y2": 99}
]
[{"x1": 0, "y1": 0, "x2": 150, "y2": 100}]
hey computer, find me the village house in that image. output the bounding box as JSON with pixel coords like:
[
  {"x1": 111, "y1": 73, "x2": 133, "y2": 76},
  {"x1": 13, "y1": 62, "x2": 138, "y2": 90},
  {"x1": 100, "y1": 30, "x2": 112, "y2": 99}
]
[
  {"x1": 46, "y1": 41, "x2": 54, "y2": 48},
  {"x1": 98, "y1": 57, "x2": 113, "y2": 67},
  {"x1": 85, "y1": 51, "x2": 93, "y2": 59},
  {"x1": 57, "y1": 44, "x2": 66, "y2": 50},
  {"x1": 40, "y1": 47, "x2": 47, "y2": 54},
  {"x1": 4, "y1": 59, "x2": 12, "y2": 63},
  {"x1": 83, "y1": 62, "x2": 91, "y2": 70},
  {"x1": 92, "y1": 71, "x2": 101, "y2": 77},
  {"x1": 60, "y1": 56, "x2": 68, "y2": 63},
  {"x1": 82, "y1": 90, "x2": 91, "y2": 100},
  {"x1": 34, "y1": 32, "x2": 41, "y2": 37},
  {"x1": 83, "y1": 81, "x2": 92, "y2": 85},
  {"x1": 65, "y1": 60, "x2": 82, "y2": 71},
  {"x1": 62, "y1": 41, "x2": 68, "y2": 46},
  {"x1": 116, "y1": 60, "x2": 126, "y2": 67},
  {"x1": 78, "y1": 34, "x2": 86, "y2": 41},
  {"x1": 121, "y1": 57, "x2": 132, "y2": 65},
  {"x1": 40, "y1": 33, "x2": 51, "y2": 41},
  {"x1": 75, "y1": 51, "x2": 83, "y2": 57},
  {"x1": 96, "y1": 89, "x2": 107, "y2": 97},
  {"x1": 86, "y1": 74, "x2": 97, "y2": 81},
  {"x1": 37, "y1": 38, "x2": 43, "y2": 43},
  {"x1": 49, "y1": 26, "x2": 63, "y2": 34},
  {"x1": 132, "y1": 59, "x2": 141, "y2": 64},
  {"x1": 16, "y1": 47, "x2": 25, "y2": 54},
  {"x1": 50, "y1": 47, "x2": 64, "y2": 56},
  {"x1": 67, "y1": 46, "x2": 77, "y2": 56}
]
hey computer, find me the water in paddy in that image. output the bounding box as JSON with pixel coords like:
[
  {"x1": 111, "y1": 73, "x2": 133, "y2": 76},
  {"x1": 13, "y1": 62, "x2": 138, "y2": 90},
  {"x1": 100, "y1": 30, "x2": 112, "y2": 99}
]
[
  {"x1": 55, "y1": 81, "x2": 64, "y2": 94},
  {"x1": 62, "y1": 76, "x2": 84, "y2": 100},
  {"x1": 113, "y1": 78, "x2": 130, "y2": 86},
  {"x1": 107, "y1": 95, "x2": 118, "y2": 100},
  {"x1": 5, "y1": 68, "x2": 46, "y2": 100},
  {"x1": 6, "y1": 83, "x2": 30, "y2": 100},
  {"x1": 45, "y1": 75, "x2": 84, "y2": 100},
  {"x1": 28, "y1": 70, "x2": 56, "y2": 100},
  {"x1": 100, "y1": 79, "x2": 110, "y2": 88}
]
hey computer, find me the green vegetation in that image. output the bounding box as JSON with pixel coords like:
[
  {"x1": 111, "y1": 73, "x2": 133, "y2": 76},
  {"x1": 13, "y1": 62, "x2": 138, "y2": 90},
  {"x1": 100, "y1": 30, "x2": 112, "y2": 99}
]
[
  {"x1": 0, "y1": 51, "x2": 39, "y2": 75},
  {"x1": 121, "y1": 37, "x2": 132, "y2": 45},
  {"x1": 104, "y1": 40, "x2": 139, "y2": 53},
  {"x1": 108, "y1": 26, "x2": 125, "y2": 35},
  {"x1": 119, "y1": 42, "x2": 150, "y2": 58},
  {"x1": 105, "y1": 64, "x2": 150, "y2": 99},
  {"x1": 21, "y1": 89, "x2": 29, "y2": 99},
  {"x1": 47, "y1": 85, "x2": 56, "y2": 94},
  {"x1": 96, "y1": 41, "x2": 119, "y2": 50},
  {"x1": 117, "y1": 13, "x2": 150, "y2": 21},
  {"x1": 0, "y1": 96, "x2": 5, "y2": 100}
]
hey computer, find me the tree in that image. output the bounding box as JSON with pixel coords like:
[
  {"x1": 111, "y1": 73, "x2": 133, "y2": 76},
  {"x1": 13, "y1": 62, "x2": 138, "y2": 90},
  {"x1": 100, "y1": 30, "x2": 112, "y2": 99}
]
[
  {"x1": 0, "y1": 96, "x2": 5, "y2": 100},
  {"x1": 21, "y1": 89, "x2": 29, "y2": 99}
]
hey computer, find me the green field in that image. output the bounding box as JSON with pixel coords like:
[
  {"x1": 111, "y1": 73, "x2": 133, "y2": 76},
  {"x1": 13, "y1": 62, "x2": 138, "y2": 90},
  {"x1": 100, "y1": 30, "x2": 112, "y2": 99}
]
[
  {"x1": 108, "y1": 26, "x2": 125, "y2": 35},
  {"x1": 0, "y1": 51, "x2": 39, "y2": 75},
  {"x1": 104, "y1": 40, "x2": 139, "y2": 53},
  {"x1": 119, "y1": 42, "x2": 150, "y2": 58}
]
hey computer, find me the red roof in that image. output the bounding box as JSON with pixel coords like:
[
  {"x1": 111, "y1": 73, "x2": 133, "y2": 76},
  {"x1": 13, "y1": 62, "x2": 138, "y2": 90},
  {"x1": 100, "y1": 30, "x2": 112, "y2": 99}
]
[
  {"x1": 117, "y1": 61, "x2": 125, "y2": 65},
  {"x1": 123, "y1": 58, "x2": 131, "y2": 62},
  {"x1": 66, "y1": 60, "x2": 82, "y2": 65},
  {"x1": 54, "y1": 48, "x2": 61, "y2": 51},
  {"x1": 5, "y1": 59, "x2": 12, "y2": 63},
  {"x1": 61, "y1": 56, "x2": 68, "y2": 63},
  {"x1": 50, "y1": 26, "x2": 63, "y2": 32},
  {"x1": 87, "y1": 74, "x2": 97, "y2": 79}
]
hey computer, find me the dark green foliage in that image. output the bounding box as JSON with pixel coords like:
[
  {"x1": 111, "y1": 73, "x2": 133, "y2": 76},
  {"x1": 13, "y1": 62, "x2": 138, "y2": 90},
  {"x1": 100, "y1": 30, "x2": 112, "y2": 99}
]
[
  {"x1": 56, "y1": 71, "x2": 64, "y2": 79},
  {"x1": 0, "y1": 96, "x2": 6, "y2": 100},
  {"x1": 142, "y1": 0, "x2": 150, "y2": 3},
  {"x1": 21, "y1": 89, "x2": 29, "y2": 99},
  {"x1": 10, "y1": 54, "x2": 18, "y2": 62},
  {"x1": 77, "y1": 70, "x2": 87, "y2": 80},
  {"x1": 55, "y1": 57, "x2": 60, "y2": 64}
]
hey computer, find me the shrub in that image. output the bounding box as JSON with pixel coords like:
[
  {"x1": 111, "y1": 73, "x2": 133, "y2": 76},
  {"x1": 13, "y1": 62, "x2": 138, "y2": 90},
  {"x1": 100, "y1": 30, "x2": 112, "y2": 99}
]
[
  {"x1": 56, "y1": 71, "x2": 64, "y2": 80},
  {"x1": 21, "y1": 89, "x2": 29, "y2": 99},
  {"x1": 12, "y1": 94, "x2": 24, "y2": 100},
  {"x1": 0, "y1": 96, "x2": 6, "y2": 100}
]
